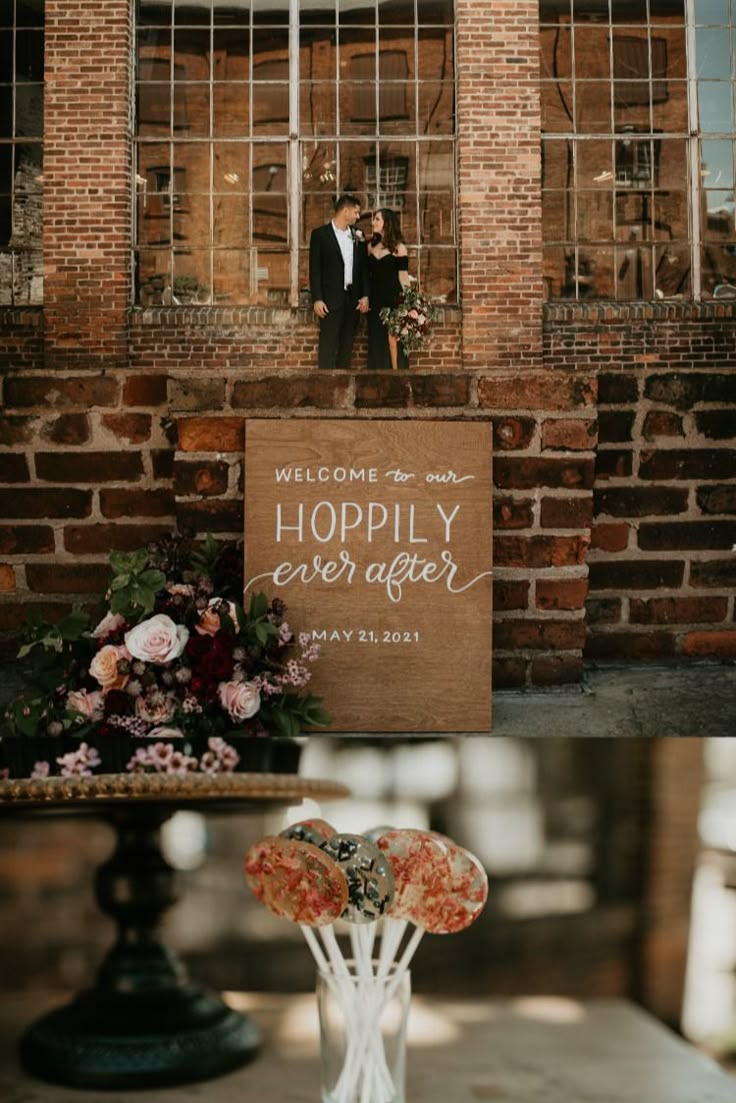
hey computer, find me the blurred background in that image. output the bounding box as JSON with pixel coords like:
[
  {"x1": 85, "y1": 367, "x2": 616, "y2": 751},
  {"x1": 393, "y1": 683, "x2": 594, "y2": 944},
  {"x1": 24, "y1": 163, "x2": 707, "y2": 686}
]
[{"x1": 0, "y1": 735, "x2": 734, "y2": 1073}]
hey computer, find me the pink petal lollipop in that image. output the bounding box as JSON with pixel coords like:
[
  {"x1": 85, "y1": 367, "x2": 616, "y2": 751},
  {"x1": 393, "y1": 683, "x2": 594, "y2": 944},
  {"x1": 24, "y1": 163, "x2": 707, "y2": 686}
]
[
  {"x1": 374, "y1": 828, "x2": 452, "y2": 971},
  {"x1": 420, "y1": 835, "x2": 488, "y2": 935},
  {"x1": 244, "y1": 835, "x2": 348, "y2": 927},
  {"x1": 280, "y1": 818, "x2": 336, "y2": 847}
]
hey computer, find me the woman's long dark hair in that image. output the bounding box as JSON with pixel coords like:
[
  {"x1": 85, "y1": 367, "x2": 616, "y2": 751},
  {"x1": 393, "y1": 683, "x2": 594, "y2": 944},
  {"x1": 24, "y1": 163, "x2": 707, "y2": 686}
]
[{"x1": 371, "y1": 208, "x2": 404, "y2": 254}]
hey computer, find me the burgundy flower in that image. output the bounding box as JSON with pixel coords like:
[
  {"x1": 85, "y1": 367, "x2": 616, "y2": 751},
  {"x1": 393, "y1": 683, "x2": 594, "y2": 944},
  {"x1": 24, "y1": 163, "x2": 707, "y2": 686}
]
[{"x1": 104, "y1": 689, "x2": 131, "y2": 717}]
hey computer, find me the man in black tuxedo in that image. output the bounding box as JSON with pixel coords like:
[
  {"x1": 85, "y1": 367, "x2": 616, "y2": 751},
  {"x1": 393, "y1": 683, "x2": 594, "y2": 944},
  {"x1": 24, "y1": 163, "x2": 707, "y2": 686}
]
[{"x1": 309, "y1": 194, "x2": 369, "y2": 369}]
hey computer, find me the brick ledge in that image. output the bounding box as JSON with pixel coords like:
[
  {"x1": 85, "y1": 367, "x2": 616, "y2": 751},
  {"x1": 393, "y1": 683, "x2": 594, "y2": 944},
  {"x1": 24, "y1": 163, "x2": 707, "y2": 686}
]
[
  {"x1": 129, "y1": 304, "x2": 462, "y2": 326},
  {"x1": 543, "y1": 300, "x2": 736, "y2": 324}
]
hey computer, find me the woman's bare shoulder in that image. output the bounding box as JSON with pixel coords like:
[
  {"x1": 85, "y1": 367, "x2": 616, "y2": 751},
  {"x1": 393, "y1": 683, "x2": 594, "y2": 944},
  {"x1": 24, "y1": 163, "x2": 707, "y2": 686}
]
[{"x1": 394, "y1": 242, "x2": 408, "y2": 256}]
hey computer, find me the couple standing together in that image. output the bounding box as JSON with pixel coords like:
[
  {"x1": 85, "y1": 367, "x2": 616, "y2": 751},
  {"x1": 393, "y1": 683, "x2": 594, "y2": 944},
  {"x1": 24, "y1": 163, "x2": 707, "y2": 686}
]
[{"x1": 309, "y1": 194, "x2": 411, "y2": 371}]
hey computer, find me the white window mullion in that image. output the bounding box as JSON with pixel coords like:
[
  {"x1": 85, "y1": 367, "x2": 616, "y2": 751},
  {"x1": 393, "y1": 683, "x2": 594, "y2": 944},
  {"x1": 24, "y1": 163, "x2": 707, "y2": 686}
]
[
  {"x1": 686, "y1": 0, "x2": 702, "y2": 299},
  {"x1": 289, "y1": 0, "x2": 300, "y2": 306}
]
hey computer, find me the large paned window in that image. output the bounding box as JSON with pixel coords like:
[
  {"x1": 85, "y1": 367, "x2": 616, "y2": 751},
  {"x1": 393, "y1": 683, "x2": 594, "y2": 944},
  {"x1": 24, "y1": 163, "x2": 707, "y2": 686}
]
[
  {"x1": 134, "y1": 0, "x2": 456, "y2": 307},
  {"x1": 0, "y1": 0, "x2": 44, "y2": 305},
  {"x1": 542, "y1": 0, "x2": 736, "y2": 301}
]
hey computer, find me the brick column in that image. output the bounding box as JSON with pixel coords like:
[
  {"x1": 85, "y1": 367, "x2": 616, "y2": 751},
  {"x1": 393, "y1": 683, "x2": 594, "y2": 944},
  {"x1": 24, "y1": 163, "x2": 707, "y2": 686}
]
[
  {"x1": 456, "y1": 0, "x2": 543, "y2": 369},
  {"x1": 43, "y1": 0, "x2": 132, "y2": 370}
]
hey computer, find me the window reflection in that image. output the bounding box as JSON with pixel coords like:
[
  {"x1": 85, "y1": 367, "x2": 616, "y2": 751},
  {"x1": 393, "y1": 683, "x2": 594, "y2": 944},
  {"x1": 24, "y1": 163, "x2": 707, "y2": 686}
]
[{"x1": 134, "y1": 0, "x2": 456, "y2": 305}]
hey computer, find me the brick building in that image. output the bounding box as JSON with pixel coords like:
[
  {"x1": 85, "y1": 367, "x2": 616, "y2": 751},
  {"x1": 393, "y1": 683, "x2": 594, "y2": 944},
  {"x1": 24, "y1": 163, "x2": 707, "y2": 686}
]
[{"x1": 1, "y1": 0, "x2": 735, "y2": 687}]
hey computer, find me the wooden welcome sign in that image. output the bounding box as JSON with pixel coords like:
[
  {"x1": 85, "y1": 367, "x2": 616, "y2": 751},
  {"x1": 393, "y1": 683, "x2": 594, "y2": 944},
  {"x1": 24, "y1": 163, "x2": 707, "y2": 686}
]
[{"x1": 244, "y1": 419, "x2": 492, "y2": 732}]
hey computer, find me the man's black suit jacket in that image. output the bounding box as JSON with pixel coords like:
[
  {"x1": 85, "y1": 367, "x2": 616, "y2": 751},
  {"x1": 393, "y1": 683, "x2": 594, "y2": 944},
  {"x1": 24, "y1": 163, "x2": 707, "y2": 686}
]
[{"x1": 309, "y1": 222, "x2": 369, "y2": 310}]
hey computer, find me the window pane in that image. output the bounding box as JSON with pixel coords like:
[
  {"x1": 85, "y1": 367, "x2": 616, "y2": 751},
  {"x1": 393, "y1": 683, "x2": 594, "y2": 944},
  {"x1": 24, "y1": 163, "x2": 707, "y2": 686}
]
[
  {"x1": 138, "y1": 1, "x2": 173, "y2": 25},
  {"x1": 174, "y1": 83, "x2": 210, "y2": 135},
  {"x1": 540, "y1": 26, "x2": 571, "y2": 81},
  {"x1": 300, "y1": 82, "x2": 338, "y2": 134},
  {"x1": 15, "y1": 84, "x2": 43, "y2": 137},
  {"x1": 695, "y1": 26, "x2": 731, "y2": 78},
  {"x1": 302, "y1": 192, "x2": 336, "y2": 243},
  {"x1": 418, "y1": 25, "x2": 451, "y2": 79},
  {"x1": 340, "y1": 83, "x2": 376, "y2": 133},
  {"x1": 616, "y1": 243, "x2": 652, "y2": 298},
  {"x1": 175, "y1": 192, "x2": 211, "y2": 243},
  {"x1": 15, "y1": 30, "x2": 44, "y2": 81},
  {"x1": 649, "y1": 0, "x2": 684, "y2": 20},
  {"x1": 654, "y1": 191, "x2": 688, "y2": 240},
  {"x1": 575, "y1": 81, "x2": 611, "y2": 132},
  {"x1": 213, "y1": 29, "x2": 249, "y2": 80},
  {"x1": 574, "y1": 26, "x2": 610, "y2": 80},
  {"x1": 300, "y1": 0, "x2": 336, "y2": 24},
  {"x1": 136, "y1": 248, "x2": 173, "y2": 304},
  {"x1": 339, "y1": 0, "x2": 375, "y2": 24},
  {"x1": 214, "y1": 193, "x2": 250, "y2": 244},
  {"x1": 693, "y1": 0, "x2": 730, "y2": 23},
  {"x1": 580, "y1": 246, "x2": 614, "y2": 296},
  {"x1": 138, "y1": 83, "x2": 171, "y2": 133},
  {"x1": 418, "y1": 246, "x2": 455, "y2": 300},
  {"x1": 213, "y1": 83, "x2": 249, "y2": 135},
  {"x1": 698, "y1": 82, "x2": 734, "y2": 132},
  {"x1": 173, "y1": 249, "x2": 212, "y2": 300},
  {"x1": 213, "y1": 0, "x2": 250, "y2": 24},
  {"x1": 419, "y1": 191, "x2": 453, "y2": 242},
  {"x1": 616, "y1": 190, "x2": 653, "y2": 239},
  {"x1": 578, "y1": 190, "x2": 613, "y2": 240},
  {"x1": 543, "y1": 245, "x2": 571, "y2": 299},
  {"x1": 174, "y1": 29, "x2": 211, "y2": 78},
  {"x1": 542, "y1": 138, "x2": 574, "y2": 189},
  {"x1": 577, "y1": 139, "x2": 613, "y2": 188},
  {"x1": 300, "y1": 26, "x2": 336, "y2": 80},
  {"x1": 542, "y1": 190, "x2": 572, "y2": 242},
  {"x1": 175, "y1": 1, "x2": 211, "y2": 25},
  {"x1": 652, "y1": 82, "x2": 687, "y2": 131},
  {"x1": 177, "y1": 140, "x2": 212, "y2": 188},
  {"x1": 609, "y1": 0, "x2": 647, "y2": 22},
  {"x1": 418, "y1": 82, "x2": 454, "y2": 133},
  {"x1": 16, "y1": 0, "x2": 45, "y2": 28},
  {"x1": 417, "y1": 0, "x2": 452, "y2": 24},
  {"x1": 702, "y1": 244, "x2": 736, "y2": 295},
  {"x1": 417, "y1": 138, "x2": 450, "y2": 190},
  {"x1": 252, "y1": 143, "x2": 288, "y2": 188},
  {"x1": 252, "y1": 82, "x2": 289, "y2": 132},
  {"x1": 655, "y1": 243, "x2": 690, "y2": 296},
  {"x1": 253, "y1": 28, "x2": 289, "y2": 69},
  {"x1": 703, "y1": 189, "x2": 736, "y2": 237},
  {"x1": 701, "y1": 139, "x2": 734, "y2": 189},
  {"x1": 338, "y1": 139, "x2": 375, "y2": 196},
  {"x1": 379, "y1": 32, "x2": 414, "y2": 80}
]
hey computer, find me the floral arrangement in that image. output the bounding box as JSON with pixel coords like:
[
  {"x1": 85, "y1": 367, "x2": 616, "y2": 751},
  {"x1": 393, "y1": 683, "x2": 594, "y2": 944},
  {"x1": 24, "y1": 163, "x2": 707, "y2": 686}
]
[
  {"x1": 1, "y1": 532, "x2": 329, "y2": 779},
  {"x1": 379, "y1": 285, "x2": 439, "y2": 356}
]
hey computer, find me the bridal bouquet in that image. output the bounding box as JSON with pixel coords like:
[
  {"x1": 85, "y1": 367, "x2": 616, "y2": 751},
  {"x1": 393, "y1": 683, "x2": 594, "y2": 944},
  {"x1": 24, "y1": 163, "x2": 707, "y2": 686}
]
[
  {"x1": 379, "y1": 285, "x2": 439, "y2": 355},
  {"x1": 1, "y1": 532, "x2": 329, "y2": 779}
]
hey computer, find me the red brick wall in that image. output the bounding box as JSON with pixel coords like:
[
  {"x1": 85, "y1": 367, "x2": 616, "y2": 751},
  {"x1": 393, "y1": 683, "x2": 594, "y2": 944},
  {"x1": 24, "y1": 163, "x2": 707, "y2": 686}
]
[{"x1": 1, "y1": 3, "x2": 735, "y2": 682}]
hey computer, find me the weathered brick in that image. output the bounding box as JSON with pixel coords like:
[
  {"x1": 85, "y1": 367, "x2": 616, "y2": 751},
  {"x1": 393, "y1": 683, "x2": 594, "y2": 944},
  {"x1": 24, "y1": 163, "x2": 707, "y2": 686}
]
[
  {"x1": 493, "y1": 579, "x2": 530, "y2": 611},
  {"x1": 493, "y1": 417, "x2": 536, "y2": 451},
  {"x1": 536, "y1": 578, "x2": 588, "y2": 610},
  {"x1": 4, "y1": 375, "x2": 119, "y2": 408},
  {"x1": 0, "y1": 526, "x2": 55, "y2": 555},
  {"x1": 598, "y1": 373, "x2": 639, "y2": 405},
  {"x1": 26, "y1": 563, "x2": 110, "y2": 594},
  {"x1": 64, "y1": 524, "x2": 171, "y2": 555},
  {"x1": 0, "y1": 416, "x2": 34, "y2": 445},
  {"x1": 689, "y1": 558, "x2": 736, "y2": 588},
  {"x1": 697, "y1": 484, "x2": 736, "y2": 515},
  {"x1": 170, "y1": 377, "x2": 227, "y2": 411},
  {"x1": 232, "y1": 376, "x2": 350, "y2": 410},
  {"x1": 540, "y1": 496, "x2": 593, "y2": 529},
  {"x1": 102, "y1": 413, "x2": 152, "y2": 444},
  {"x1": 177, "y1": 417, "x2": 245, "y2": 453},
  {"x1": 99, "y1": 488, "x2": 176, "y2": 519},
  {"x1": 178, "y1": 499, "x2": 245, "y2": 534},
  {"x1": 594, "y1": 449, "x2": 633, "y2": 479},
  {"x1": 495, "y1": 534, "x2": 588, "y2": 568},
  {"x1": 585, "y1": 597, "x2": 621, "y2": 624},
  {"x1": 35, "y1": 451, "x2": 144, "y2": 483},
  {"x1": 588, "y1": 560, "x2": 685, "y2": 590},
  {"x1": 592, "y1": 523, "x2": 630, "y2": 552},
  {"x1": 478, "y1": 373, "x2": 596, "y2": 411},
  {"x1": 0, "y1": 565, "x2": 16, "y2": 592},
  {"x1": 494, "y1": 497, "x2": 534, "y2": 530},
  {"x1": 681, "y1": 630, "x2": 736, "y2": 658},
  {"x1": 644, "y1": 373, "x2": 736, "y2": 411},
  {"x1": 174, "y1": 460, "x2": 230, "y2": 497},
  {"x1": 630, "y1": 597, "x2": 728, "y2": 624},
  {"x1": 0, "y1": 454, "x2": 30, "y2": 483},
  {"x1": 530, "y1": 654, "x2": 584, "y2": 686},
  {"x1": 354, "y1": 375, "x2": 412, "y2": 408},
  {"x1": 598, "y1": 410, "x2": 634, "y2": 443},
  {"x1": 152, "y1": 449, "x2": 175, "y2": 479},
  {"x1": 585, "y1": 630, "x2": 677, "y2": 661},
  {"x1": 42, "y1": 413, "x2": 91, "y2": 445},
  {"x1": 495, "y1": 456, "x2": 594, "y2": 490},
  {"x1": 642, "y1": 411, "x2": 684, "y2": 440},
  {"x1": 123, "y1": 374, "x2": 169, "y2": 407},
  {"x1": 491, "y1": 656, "x2": 527, "y2": 689},
  {"x1": 494, "y1": 620, "x2": 587, "y2": 650},
  {"x1": 407, "y1": 375, "x2": 470, "y2": 407},
  {"x1": 542, "y1": 418, "x2": 596, "y2": 451},
  {"x1": 695, "y1": 410, "x2": 735, "y2": 440},
  {"x1": 0, "y1": 488, "x2": 92, "y2": 519},
  {"x1": 638, "y1": 521, "x2": 736, "y2": 551},
  {"x1": 594, "y1": 486, "x2": 689, "y2": 517}
]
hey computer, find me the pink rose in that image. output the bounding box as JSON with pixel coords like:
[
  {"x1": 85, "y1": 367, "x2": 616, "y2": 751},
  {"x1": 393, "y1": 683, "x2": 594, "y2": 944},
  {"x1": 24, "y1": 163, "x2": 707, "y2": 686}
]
[
  {"x1": 218, "y1": 680, "x2": 261, "y2": 721},
  {"x1": 125, "y1": 614, "x2": 189, "y2": 664},
  {"x1": 89, "y1": 644, "x2": 129, "y2": 690},
  {"x1": 135, "y1": 696, "x2": 176, "y2": 724},
  {"x1": 67, "y1": 689, "x2": 104, "y2": 720},
  {"x1": 92, "y1": 612, "x2": 126, "y2": 639}
]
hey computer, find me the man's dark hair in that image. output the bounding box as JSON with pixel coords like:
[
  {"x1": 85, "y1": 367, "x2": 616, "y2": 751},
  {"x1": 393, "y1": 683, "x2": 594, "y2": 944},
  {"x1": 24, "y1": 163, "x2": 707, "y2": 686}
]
[{"x1": 334, "y1": 194, "x2": 360, "y2": 214}]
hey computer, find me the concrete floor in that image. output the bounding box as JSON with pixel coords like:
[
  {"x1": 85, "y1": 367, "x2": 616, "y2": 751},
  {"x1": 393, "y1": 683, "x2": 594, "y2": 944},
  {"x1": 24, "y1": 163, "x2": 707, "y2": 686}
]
[{"x1": 491, "y1": 663, "x2": 736, "y2": 739}]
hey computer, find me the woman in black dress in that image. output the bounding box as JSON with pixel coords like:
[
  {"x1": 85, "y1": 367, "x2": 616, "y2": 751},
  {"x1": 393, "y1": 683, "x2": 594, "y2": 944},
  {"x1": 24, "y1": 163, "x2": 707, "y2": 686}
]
[{"x1": 367, "y1": 208, "x2": 412, "y2": 370}]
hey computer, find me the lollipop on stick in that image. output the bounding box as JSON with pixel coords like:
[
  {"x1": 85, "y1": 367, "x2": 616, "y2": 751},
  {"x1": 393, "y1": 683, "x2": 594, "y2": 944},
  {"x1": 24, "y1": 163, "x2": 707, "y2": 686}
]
[
  {"x1": 320, "y1": 832, "x2": 395, "y2": 976},
  {"x1": 280, "y1": 818, "x2": 336, "y2": 846}
]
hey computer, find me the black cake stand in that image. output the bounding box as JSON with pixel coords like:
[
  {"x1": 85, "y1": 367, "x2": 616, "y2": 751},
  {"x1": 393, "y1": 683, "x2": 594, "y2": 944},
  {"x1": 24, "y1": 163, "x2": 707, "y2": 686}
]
[{"x1": 0, "y1": 771, "x2": 349, "y2": 1090}]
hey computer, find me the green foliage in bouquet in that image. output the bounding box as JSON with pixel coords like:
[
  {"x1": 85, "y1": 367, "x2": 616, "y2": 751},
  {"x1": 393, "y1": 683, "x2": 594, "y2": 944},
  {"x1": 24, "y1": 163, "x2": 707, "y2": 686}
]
[
  {"x1": 2, "y1": 533, "x2": 330, "y2": 754},
  {"x1": 379, "y1": 285, "x2": 440, "y2": 356}
]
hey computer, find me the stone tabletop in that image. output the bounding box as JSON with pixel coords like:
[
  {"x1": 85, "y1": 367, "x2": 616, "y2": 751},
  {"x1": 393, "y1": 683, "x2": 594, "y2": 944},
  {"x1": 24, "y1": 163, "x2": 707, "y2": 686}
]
[{"x1": 1, "y1": 993, "x2": 735, "y2": 1103}]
